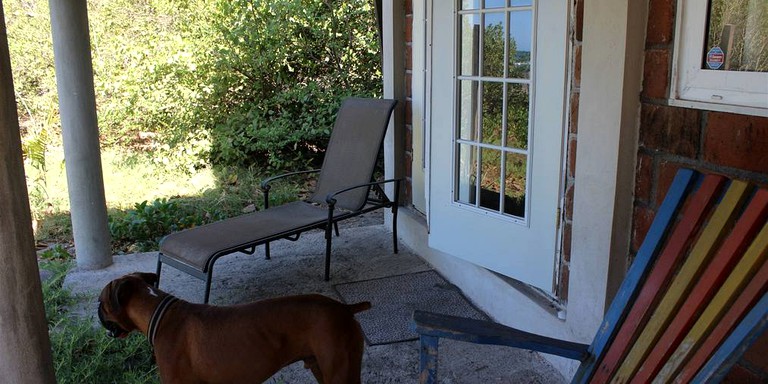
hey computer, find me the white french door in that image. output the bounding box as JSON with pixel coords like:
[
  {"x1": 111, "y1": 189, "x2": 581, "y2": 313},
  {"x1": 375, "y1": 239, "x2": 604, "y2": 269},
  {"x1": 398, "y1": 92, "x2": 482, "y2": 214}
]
[{"x1": 427, "y1": 0, "x2": 569, "y2": 292}]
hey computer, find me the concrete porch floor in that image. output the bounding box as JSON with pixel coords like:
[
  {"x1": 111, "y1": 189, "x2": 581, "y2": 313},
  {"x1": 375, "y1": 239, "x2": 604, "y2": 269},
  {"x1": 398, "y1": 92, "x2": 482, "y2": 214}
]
[{"x1": 64, "y1": 217, "x2": 566, "y2": 383}]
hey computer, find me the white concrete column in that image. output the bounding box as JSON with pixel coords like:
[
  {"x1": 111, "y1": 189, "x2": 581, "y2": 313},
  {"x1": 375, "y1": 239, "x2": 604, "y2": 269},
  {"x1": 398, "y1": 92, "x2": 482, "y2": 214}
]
[
  {"x1": 382, "y1": 0, "x2": 406, "y2": 204},
  {"x1": 0, "y1": 4, "x2": 57, "y2": 382},
  {"x1": 49, "y1": 0, "x2": 111, "y2": 269},
  {"x1": 567, "y1": 0, "x2": 648, "y2": 339}
]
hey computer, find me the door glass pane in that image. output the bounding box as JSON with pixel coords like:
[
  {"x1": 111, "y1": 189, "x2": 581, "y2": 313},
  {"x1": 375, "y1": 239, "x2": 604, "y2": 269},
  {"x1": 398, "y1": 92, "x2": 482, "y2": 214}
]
[
  {"x1": 481, "y1": 82, "x2": 504, "y2": 144},
  {"x1": 505, "y1": 83, "x2": 529, "y2": 149},
  {"x1": 504, "y1": 152, "x2": 527, "y2": 217},
  {"x1": 459, "y1": 80, "x2": 479, "y2": 141},
  {"x1": 461, "y1": 0, "x2": 481, "y2": 10},
  {"x1": 479, "y1": 148, "x2": 503, "y2": 211},
  {"x1": 456, "y1": 143, "x2": 478, "y2": 205},
  {"x1": 508, "y1": 10, "x2": 532, "y2": 79},
  {"x1": 483, "y1": 12, "x2": 506, "y2": 78},
  {"x1": 455, "y1": 0, "x2": 534, "y2": 219},
  {"x1": 460, "y1": 14, "x2": 480, "y2": 76},
  {"x1": 485, "y1": 0, "x2": 506, "y2": 8},
  {"x1": 704, "y1": 0, "x2": 768, "y2": 72}
]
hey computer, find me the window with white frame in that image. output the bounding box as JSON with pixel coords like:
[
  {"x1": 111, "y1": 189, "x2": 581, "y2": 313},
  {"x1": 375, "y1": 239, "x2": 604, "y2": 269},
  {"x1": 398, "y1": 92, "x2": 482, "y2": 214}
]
[
  {"x1": 672, "y1": 0, "x2": 768, "y2": 116},
  {"x1": 455, "y1": 0, "x2": 533, "y2": 220}
]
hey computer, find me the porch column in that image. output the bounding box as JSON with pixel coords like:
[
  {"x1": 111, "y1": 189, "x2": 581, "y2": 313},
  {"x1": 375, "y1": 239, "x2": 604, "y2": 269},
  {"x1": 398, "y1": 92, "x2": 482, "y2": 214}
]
[
  {"x1": 568, "y1": 0, "x2": 649, "y2": 337},
  {"x1": 382, "y1": 0, "x2": 406, "y2": 202},
  {"x1": 0, "y1": 5, "x2": 57, "y2": 383},
  {"x1": 49, "y1": 0, "x2": 111, "y2": 269}
]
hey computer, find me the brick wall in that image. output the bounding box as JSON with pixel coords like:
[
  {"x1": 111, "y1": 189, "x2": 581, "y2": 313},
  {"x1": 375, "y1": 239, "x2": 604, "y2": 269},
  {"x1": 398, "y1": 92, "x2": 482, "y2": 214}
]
[
  {"x1": 557, "y1": 0, "x2": 584, "y2": 303},
  {"x1": 403, "y1": 0, "x2": 413, "y2": 206},
  {"x1": 634, "y1": 0, "x2": 768, "y2": 380}
]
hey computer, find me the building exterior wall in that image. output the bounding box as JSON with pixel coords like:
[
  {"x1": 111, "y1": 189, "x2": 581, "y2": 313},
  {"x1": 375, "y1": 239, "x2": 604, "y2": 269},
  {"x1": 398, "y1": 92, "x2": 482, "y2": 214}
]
[
  {"x1": 632, "y1": 0, "x2": 768, "y2": 380},
  {"x1": 397, "y1": 0, "x2": 766, "y2": 379}
]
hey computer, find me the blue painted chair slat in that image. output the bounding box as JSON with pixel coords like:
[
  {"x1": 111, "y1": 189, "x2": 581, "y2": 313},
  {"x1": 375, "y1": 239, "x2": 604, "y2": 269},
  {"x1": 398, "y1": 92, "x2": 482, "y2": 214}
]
[{"x1": 572, "y1": 168, "x2": 697, "y2": 384}]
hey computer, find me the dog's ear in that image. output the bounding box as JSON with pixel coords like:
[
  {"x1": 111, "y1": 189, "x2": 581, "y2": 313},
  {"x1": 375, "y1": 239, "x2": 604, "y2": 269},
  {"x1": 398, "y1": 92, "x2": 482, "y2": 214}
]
[
  {"x1": 133, "y1": 272, "x2": 158, "y2": 286},
  {"x1": 109, "y1": 279, "x2": 132, "y2": 313}
]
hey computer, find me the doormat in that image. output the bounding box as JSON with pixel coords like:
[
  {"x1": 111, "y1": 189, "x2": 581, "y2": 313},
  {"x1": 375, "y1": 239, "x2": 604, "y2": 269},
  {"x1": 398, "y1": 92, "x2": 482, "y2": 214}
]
[{"x1": 334, "y1": 270, "x2": 490, "y2": 346}]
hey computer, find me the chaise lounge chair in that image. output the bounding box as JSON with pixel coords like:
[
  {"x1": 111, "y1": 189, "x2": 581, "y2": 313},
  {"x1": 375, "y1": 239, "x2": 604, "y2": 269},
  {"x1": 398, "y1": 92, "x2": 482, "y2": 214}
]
[{"x1": 156, "y1": 98, "x2": 399, "y2": 303}]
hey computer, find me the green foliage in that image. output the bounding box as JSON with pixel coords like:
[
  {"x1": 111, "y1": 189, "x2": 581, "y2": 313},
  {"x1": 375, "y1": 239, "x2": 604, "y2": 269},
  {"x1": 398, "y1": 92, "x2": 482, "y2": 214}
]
[
  {"x1": 39, "y1": 244, "x2": 71, "y2": 261},
  {"x1": 201, "y1": 0, "x2": 381, "y2": 169},
  {"x1": 40, "y1": 262, "x2": 158, "y2": 384},
  {"x1": 107, "y1": 166, "x2": 304, "y2": 253},
  {"x1": 6, "y1": 0, "x2": 381, "y2": 181},
  {"x1": 109, "y1": 198, "x2": 205, "y2": 252}
]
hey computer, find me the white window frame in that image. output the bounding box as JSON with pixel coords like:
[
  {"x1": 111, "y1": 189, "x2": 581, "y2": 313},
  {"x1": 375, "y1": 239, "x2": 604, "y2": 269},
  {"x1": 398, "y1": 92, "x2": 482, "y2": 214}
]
[
  {"x1": 453, "y1": 4, "x2": 535, "y2": 224},
  {"x1": 670, "y1": 0, "x2": 768, "y2": 117}
]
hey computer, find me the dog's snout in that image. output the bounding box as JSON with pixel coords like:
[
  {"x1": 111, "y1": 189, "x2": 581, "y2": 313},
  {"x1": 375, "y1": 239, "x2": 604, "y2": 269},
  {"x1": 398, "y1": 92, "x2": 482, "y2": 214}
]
[{"x1": 97, "y1": 302, "x2": 129, "y2": 338}]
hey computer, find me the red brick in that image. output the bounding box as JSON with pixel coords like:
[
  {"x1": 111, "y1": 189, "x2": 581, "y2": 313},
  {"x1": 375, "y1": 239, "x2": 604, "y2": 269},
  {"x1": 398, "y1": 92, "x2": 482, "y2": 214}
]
[
  {"x1": 703, "y1": 112, "x2": 768, "y2": 173},
  {"x1": 404, "y1": 0, "x2": 412, "y2": 15},
  {"x1": 405, "y1": 45, "x2": 412, "y2": 70},
  {"x1": 632, "y1": 204, "x2": 655, "y2": 252},
  {"x1": 646, "y1": 0, "x2": 674, "y2": 45},
  {"x1": 574, "y1": 0, "x2": 584, "y2": 42},
  {"x1": 642, "y1": 49, "x2": 670, "y2": 99},
  {"x1": 405, "y1": 124, "x2": 413, "y2": 152},
  {"x1": 640, "y1": 103, "x2": 700, "y2": 157},
  {"x1": 557, "y1": 262, "x2": 570, "y2": 302},
  {"x1": 573, "y1": 44, "x2": 582, "y2": 89},
  {"x1": 742, "y1": 324, "x2": 768, "y2": 371},
  {"x1": 723, "y1": 364, "x2": 762, "y2": 384},
  {"x1": 405, "y1": 100, "x2": 413, "y2": 125},
  {"x1": 561, "y1": 222, "x2": 572, "y2": 263},
  {"x1": 405, "y1": 72, "x2": 412, "y2": 98},
  {"x1": 405, "y1": 15, "x2": 413, "y2": 43},
  {"x1": 656, "y1": 160, "x2": 684, "y2": 207},
  {"x1": 564, "y1": 182, "x2": 575, "y2": 221},
  {"x1": 567, "y1": 138, "x2": 577, "y2": 180},
  {"x1": 569, "y1": 92, "x2": 579, "y2": 134},
  {"x1": 635, "y1": 152, "x2": 654, "y2": 204}
]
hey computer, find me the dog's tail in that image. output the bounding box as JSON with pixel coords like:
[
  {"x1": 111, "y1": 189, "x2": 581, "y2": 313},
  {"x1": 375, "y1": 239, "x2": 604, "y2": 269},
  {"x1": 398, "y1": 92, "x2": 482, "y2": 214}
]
[{"x1": 348, "y1": 301, "x2": 372, "y2": 314}]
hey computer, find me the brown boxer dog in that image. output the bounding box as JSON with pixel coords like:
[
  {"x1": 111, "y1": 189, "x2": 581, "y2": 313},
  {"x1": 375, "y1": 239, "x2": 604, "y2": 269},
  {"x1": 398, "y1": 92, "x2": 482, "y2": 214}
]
[{"x1": 97, "y1": 272, "x2": 370, "y2": 384}]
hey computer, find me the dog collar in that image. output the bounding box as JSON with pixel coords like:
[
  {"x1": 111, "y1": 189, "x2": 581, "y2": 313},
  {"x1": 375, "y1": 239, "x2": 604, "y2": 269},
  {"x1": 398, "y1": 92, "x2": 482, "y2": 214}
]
[{"x1": 147, "y1": 295, "x2": 179, "y2": 347}]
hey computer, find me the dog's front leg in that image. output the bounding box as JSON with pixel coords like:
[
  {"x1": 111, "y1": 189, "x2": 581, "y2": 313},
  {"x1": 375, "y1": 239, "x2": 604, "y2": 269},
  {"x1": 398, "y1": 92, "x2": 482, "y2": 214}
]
[{"x1": 303, "y1": 357, "x2": 324, "y2": 384}]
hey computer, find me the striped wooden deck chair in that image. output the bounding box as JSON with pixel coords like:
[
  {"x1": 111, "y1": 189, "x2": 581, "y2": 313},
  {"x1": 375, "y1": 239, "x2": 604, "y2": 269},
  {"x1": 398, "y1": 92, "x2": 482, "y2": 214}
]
[{"x1": 413, "y1": 168, "x2": 768, "y2": 383}]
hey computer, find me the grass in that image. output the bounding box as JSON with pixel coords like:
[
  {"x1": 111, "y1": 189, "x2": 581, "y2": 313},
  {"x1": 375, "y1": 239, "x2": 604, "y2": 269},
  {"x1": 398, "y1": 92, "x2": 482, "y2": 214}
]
[
  {"x1": 41, "y1": 261, "x2": 159, "y2": 384},
  {"x1": 30, "y1": 147, "x2": 305, "y2": 382},
  {"x1": 29, "y1": 147, "x2": 306, "y2": 254}
]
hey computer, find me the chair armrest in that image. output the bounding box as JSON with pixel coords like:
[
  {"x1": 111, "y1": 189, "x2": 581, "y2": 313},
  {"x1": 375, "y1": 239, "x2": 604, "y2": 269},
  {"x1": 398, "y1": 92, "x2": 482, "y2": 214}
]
[
  {"x1": 325, "y1": 178, "x2": 402, "y2": 206},
  {"x1": 412, "y1": 310, "x2": 590, "y2": 361},
  {"x1": 260, "y1": 169, "x2": 321, "y2": 192}
]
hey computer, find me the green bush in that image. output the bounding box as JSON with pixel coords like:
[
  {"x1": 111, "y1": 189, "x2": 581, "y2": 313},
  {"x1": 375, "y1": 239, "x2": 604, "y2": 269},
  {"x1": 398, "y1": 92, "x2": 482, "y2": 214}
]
[
  {"x1": 107, "y1": 167, "x2": 305, "y2": 253},
  {"x1": 200, "y1": 0, "x2": 382, "y2": 169},
  {"x1": 109, "y1": 198, "x2": 206, "y2": 252},
  {"x1": 6, "y1": 0, "x2": 381, "y2": 178}
]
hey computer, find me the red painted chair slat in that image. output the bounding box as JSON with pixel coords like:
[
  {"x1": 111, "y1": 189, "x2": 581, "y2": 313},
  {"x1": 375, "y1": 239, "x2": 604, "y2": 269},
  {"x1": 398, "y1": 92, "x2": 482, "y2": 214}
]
[
  {"x1": 631, "y1": 189, "x2": 768, "y2": 382},
  {"x1": 589, "y1": 176, "x2": 727, "y2": 383},
  {"x1": 674, "y1": 253, "x2": 768, "y2": 382}
]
